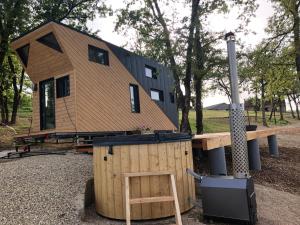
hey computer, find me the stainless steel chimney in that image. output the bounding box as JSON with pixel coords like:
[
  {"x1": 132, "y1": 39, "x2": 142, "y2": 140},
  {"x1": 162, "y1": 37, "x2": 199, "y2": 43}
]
[{"x1": 226, "y1": 32, "x2": 249, "y2": 178}]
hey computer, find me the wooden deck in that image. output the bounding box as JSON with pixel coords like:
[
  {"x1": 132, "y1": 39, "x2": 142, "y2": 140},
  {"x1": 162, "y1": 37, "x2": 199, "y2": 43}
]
[{"x1": 192, "y1": 127, "x2": 300, "y2": 150}]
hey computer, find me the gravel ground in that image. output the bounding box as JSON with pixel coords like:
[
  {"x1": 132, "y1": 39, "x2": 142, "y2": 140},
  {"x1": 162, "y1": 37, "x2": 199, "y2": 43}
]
[
  {"x1": 0, "y1": 136, "x2": 299, "y2": 225},
  {"x1": 0, "y1": 151, "x2": 92, "y2": 225},
  {"x1": 83, "y1": 184, "x2": 300, "y2": 225}
]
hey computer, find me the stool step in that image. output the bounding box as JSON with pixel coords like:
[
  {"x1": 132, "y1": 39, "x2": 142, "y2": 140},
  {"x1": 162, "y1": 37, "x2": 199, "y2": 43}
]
[{"x1": 130, "y1": 196, "x2": 174, "y2": 204}]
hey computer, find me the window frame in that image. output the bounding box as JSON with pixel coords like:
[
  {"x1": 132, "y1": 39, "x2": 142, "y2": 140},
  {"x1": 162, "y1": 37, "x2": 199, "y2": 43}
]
[
  {"x1": 129, "y1": 84, "x2": 140, "y2": 113},
  {"x1": 56, "y1": 75, "x2": 70, "y2": 98},
  {"x1": 88, "y1": 45, "x2": 109, "y2": 66},
  {"x1": 150, "y1": 89, "x2": 164, "y2": 102},
  {"x1": 144, "y1": 65, "x2": 157, "y2": 79}
]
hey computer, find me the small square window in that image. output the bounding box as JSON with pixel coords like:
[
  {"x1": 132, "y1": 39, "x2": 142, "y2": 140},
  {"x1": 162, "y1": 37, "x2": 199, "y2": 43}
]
[
  {"x1": 56, "y1": 76, "x2": 70, "y2": 98},
  {"x1": 88, "y1": 45, "x2": 109, "y2": 65},
  {"x1": 145, "y1": 65, "x2": 157, "y2": 79},
  {"x1": 150, "y1": 89, "x2": 164, "y2": 101}
]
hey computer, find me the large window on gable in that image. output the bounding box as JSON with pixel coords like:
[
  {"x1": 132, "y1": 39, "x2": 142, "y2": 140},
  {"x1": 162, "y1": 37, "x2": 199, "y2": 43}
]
[
  {"x1": 56, "y1": 75, "x2": 70, "y2": 98},
  {"x1": 16, "y1": 44, "x2": 30, "y2": 67},
  {"x1": 150, "y1": 89, "x2": 164, "y2": 102},
  {"x1": 129, "y1": 84, "x2": 140, "y2": 113},
  {"x1": 36, "y1": 32, "x2": 62, "y2": 53},
  {"x1": 145, "y1": 65, "x2": 157, "y2": 79},
  {"x1": 88, "y1": 45, "x2": 109, "y2": 65}
]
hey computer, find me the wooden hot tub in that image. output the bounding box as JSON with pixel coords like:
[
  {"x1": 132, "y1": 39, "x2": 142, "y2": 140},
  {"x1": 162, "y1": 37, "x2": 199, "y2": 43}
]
[{"x1": 93, "y1": 133, "x2": 195, "y2": 220}]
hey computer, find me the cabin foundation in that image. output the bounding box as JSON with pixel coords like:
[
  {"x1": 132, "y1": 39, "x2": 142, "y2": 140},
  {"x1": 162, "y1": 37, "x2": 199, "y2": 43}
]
[
  {"x1": 247, "y1": 139, "x2": 261, "y2": 171},
  {"x1": 207, "y1": 147, "x2": 227, "y2": 176},
  {"x1": 267, "y1": 135, "x2": 279, "y2": 157}
]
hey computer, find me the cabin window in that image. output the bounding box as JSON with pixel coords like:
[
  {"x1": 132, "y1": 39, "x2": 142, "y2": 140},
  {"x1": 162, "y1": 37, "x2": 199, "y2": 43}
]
[
  {"x1": 169, "y1": 92, "x2": 175, "y2": 103},
  {"x1": 56, "y1": 75, "x2": 70, "y2": 98},
  {"x1": 129, "y1": 84, "x2": 140, "y2": 113},
  {"x1": 36, "y1": 32, "x2": 62, "y2": 53},
  {"x1": 145, "y1": 65, "x2": 157, "y2": 79},
  {"x1": 88, "y1": 45, "x2": 109, "y2": 65},
  {"x1": 150, "y1": 89, "x2": 164, "y2": 102},
  {"x1": 16, "y1": 44, "x2": 30, "y2": 67}
]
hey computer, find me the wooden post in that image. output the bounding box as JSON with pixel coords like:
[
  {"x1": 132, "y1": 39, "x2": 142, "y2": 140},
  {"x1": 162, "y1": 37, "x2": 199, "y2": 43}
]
[{"x1": 170, "y1": 174, "x2": 183, "y2": 225}]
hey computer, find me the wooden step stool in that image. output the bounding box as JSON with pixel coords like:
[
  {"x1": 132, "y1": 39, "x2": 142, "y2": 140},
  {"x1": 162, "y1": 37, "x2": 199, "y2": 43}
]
[{"x1": 124, "y1": 171, "x2": 182, "y2": 225}]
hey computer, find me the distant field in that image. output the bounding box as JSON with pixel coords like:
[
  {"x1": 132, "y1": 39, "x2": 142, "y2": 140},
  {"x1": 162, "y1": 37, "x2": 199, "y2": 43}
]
[{"x1": 180, "y1": 110, "x2": 298, "y2": 133}]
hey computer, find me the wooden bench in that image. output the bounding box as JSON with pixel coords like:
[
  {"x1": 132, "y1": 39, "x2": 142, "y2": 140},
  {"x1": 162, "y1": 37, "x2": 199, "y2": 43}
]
[
  {"x1": 192, "y1": 127, "x2": 300, "y2": 175},
  {"x1": 192, "y1": 127, "x2": 300, "y2": 150}
]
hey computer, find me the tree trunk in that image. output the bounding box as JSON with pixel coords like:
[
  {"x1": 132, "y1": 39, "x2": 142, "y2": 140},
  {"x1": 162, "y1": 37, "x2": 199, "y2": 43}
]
[
  {"x1": 194, "y1": 77, "x2": 203, "y2": 134},
  {"x1": 180, "y1": 0, "x2": 200, "y2": 133},
  {"x1": 269, "y1": 100, "x2": 274, "y2": 121},
  {"x1": 293, "y1": 2, "x2": 300, "y2": 82},
  {"x1": 287, "y1": 94, "x2": 296, "y2": 118},
  {"x1": 8, "y1": 56, "x2": 25, "y2": 124},
  {"x1": 291, "y1": 94, "x2": 300, "y2": 120},
  {"x1": 279, "y1": 99, "x2": 284, "y2": 121},
  {"x1": 254, "y1": 89, "x2": 258, "y2": 122},
  {"x1": 261, "y1": 78, "x2": 268, "y2": 126},
  {"x1": 194, "y1": 13, "x2": 204, "y2": 134},
  {"x1": 0, "y1": 89, "x2": 6, "y2": 124},
  {"x1": 273, "y1": 108, "x2": 277, "y2": 124}
]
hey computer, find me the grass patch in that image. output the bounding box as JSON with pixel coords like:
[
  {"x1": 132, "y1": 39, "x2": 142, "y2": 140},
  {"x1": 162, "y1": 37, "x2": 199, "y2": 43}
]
[{"x1": 180, "y1": 110, "x2": 298, "y2": 134}]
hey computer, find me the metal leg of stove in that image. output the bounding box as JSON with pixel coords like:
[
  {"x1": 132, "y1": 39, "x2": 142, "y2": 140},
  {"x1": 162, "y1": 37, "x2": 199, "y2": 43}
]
[
  {"x1": 267, "y1": 135, "x2": 279, "y2": 157},
  {"x1": 208, "y1": 147, "x2": 227, "y2": 175},
  {"x1": 247, "y1": 139, "x2": 261, "y2": 171}
]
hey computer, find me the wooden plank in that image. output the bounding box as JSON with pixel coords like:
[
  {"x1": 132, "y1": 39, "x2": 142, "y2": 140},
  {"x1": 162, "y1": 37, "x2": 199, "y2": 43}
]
[
  {"x1": 192, "y1": 128, "x2": 297, "y2": 150},
  {"x1": 158, "y1": 143, "x2": 172, "y2": 216},
  {"x1": 180, "y1": 141, "x2": 189, "y2": 210},
  {"x1": 129, "y1": 145, "x2": 141, "y2": 219},
  {"x1": 148, "y1": 143, "x2": 161, "y2": 218},
  {"x1": 93, "y1": 147, "x2": 101, "y2": 212},
  {"x1": 174, "y1": 141, "x2": 184, "y2": 209},
  {"x1": 170, "y1": 174, "x2": 183, "y2": 225},
  {"x1": 185, "y1": 141, "x2": 195, "y2": 208},
  {"x1": 130, "y1": 196, "x2": 174, "y2": 204},
  {"x1": 138, "y1": 144, "x2": 151, "y2": 219},
  {"x1": 125, "y1": 176, "x2": 131, "y2": 225},
  {"x1": 113, "y1": 146, "x2": 123, "y2": 219},
  {"x1": 124, "y1": 170, "x2": 174, "y2": 177},
  {"x1": 120, "y1": 145, "x2": 130, "y2": 218},
  {"x1": 100, "y1": 147, "x2": 107, "y2": 214},
  {"x1": 106, "y1": 147, "x2": 115, "y2": 218},
  {"x1": 166, "y1": 142, "x2": 176, "y2": 213}
]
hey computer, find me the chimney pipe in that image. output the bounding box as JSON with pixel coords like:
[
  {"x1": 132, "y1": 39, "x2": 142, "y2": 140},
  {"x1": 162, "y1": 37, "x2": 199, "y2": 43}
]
[{"x1": 225, "y1": 32, "x2": 249, "y2": 178}]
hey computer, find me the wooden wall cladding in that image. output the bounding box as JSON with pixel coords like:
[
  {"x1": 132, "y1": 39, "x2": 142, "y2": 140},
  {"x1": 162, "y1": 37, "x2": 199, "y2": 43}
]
[{"x1": 54, "y1": 23, "x2": 176, "y2": 132}]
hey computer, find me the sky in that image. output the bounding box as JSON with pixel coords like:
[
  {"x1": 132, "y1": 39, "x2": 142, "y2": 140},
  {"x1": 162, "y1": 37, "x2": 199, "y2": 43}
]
[{"x1": 87, "y1": 0, "x2": 275, "y2": 107}]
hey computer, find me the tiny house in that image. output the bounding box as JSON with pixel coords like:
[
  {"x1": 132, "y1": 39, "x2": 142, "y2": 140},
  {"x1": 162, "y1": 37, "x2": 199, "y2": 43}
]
[{"x1": 11, "y1": 21, "x2": 178, "y2": 137}]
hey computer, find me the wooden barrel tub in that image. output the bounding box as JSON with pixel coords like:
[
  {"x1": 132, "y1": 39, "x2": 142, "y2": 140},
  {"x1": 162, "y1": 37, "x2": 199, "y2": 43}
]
[{"x1": 93, "y1": 133, "x2": 195, "y2": 220}]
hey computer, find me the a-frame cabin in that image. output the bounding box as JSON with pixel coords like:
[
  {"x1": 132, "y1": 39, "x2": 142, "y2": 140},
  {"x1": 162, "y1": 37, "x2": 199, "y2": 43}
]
[{"x1": 11, "y1": 21, "x2": 178, "y2": 137}]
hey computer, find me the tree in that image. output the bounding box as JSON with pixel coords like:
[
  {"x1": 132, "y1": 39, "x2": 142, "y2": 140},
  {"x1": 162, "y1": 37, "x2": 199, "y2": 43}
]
[
  {"x1": 116, "y1": 0, "x2": 257, "y2": 133},
  {"x1": 267, "y1": 0, "x2": 300, "y2": 82},
  {"x1": 116, "y1": 0, "x2": 201, "y2": 133},
  {"x1": 0, "y1": 0, "x2": 110, "y2": 124}
]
